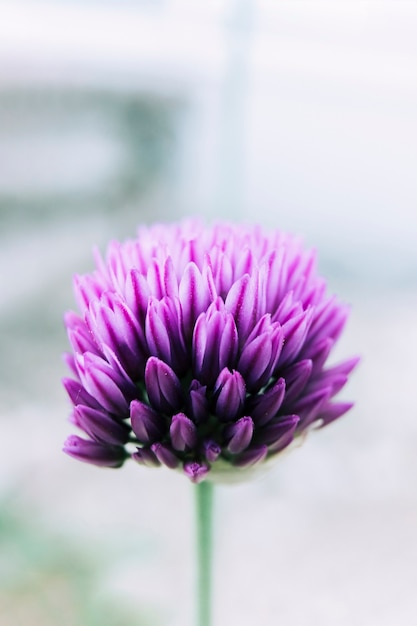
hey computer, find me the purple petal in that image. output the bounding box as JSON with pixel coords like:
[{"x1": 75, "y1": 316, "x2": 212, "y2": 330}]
[
  {"x1": 263, "y1": 248, "x2": 288, "y2": 312},
  {"x1": 299, "y1": 277, "x2": 326, "y2": 309},
  {"x1": 67, "y1": 327, "x2": 100, "y2": 357},
  {"x1": 307, "y1": 366, "x2": 354, "y2": 399},
  {"x1": 192, "y1": 305, "x2": 238, "y2": 384},
  {"x1": 187, "y1": 380, "x2": 209, "y2": 424},
  {"x1": 132, "y1": 446, "x2": 161, "y2": 467},
  {"x1": 317, "y1": 401, "x2": 355, "y2": 427},
  {"x1": 269, "y1": 429, "x2": 297, "y2": 452},
  {"x1": 145, "y1": 296, "x2": 186, "y2": 374},
  {"x1": 73, "y1": 273, "x2": 106, "y2": 311},
  {"x1": 255, "y1": 414, "x2": 299, "y2": 447},
  {"x1": 321, "y1": 356, "x2": 360, "y2": 379},
  {"x1": 146, "y1": 257, "x2": 179, "y2": 300},
  {"x1": 293, "y1": 387, "x2": 333, "y2": 430},
  {"x1": 307, "y1": 298, "x2": 349, "y2": 346},
  {"x1": 224, "y1": 274, "x2": 258, "y2": 344},
  {"x1": 279, "y1": 308, "x2": 313, "y2": 367},
  {"x1": 213, "y1": 368, "x2": 246, "y2": 421},
  {"x1": 145, "y1": 357, "x2": 183, "y2": 414},
  {"x1": 63, "y1": 353, "x2": 79, "y2": 379},
  {"x1": 238, "y1": 334, "x2": 272, "y2": 388},
  {"x1": 145, "y1": 297, "x2": 173, "y2": 364},
  {"x1": 151, "y1": 442, "x2": 179, "y2": 469},
  {"x1": 235, "y1": 247, "x2": 254, "y2": 277},
  {"x1": 89, "y1": 296, "x2": 148, "y2": 378},
  {"x1": 62, "y1": 378, "x2": 101, "y2": 409},
  {"x1": 73, "y1": 405, "x2": 130, "y2": 445},
  {"x1": 209, "y1": 248, "x2": 233, "y2": 298},
  {"x1": 300, "y1": 337, "x2": 334, "y2": 373},
  {"x1": 281, "y1": 360, "x2": 313, "y2": 405},
  {"x1": 80, "y1": 353, "x2": 136, "y2": 416},
  {"x1": 130, "y1": 399, "x2": 166, "y2": 443},
  {"x1": 179, "y1": 262, "x2": 211, "y2": 338},
  {"x1": 184, "y1": 462, "x2": 209, "y2": 483},
  {"x1": 218, "y1": 312, "x2": 239, "y2": 370},
  {"x1": 233, "y1": 445, "x2": 268, "y2": 468},
  {"x1": 170, "y1": 413, "x2": 198, "y2": 451},
  {"x1": 272, "y1": 291, "x2": 303, "y2": 325},
  {"x1": 327, "y1": 374, "x2": 348, "y2": 395},
  {"x1": 246, "y1": 377, "x2": 286, "y2": 426},
  {"x1": 63, "y1": 435, "x2": 126, "y2": 467},
  {"x1": 203, "y1": 440, "x2": 221, "y2": 463},
  {"x1": 238, "y1": 324, "x2": 283, "y2": 391},
  {"x1": 124, "y1": 269, "x2": 150, "y2": 325},
  {"x1": 226, "y1": 416, "x2": 254, "y2": 454},
  {"x1": 65, "y1": 311, "x2": 100, "y2": 355},
  {"x1": 244, "y1": 313, "x2": 272, "y2": 345}
]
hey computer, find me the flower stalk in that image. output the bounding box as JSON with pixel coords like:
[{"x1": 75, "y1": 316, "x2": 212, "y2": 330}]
[{"x1": 195, "y1": 480, "x2": 214, "y2": 626}]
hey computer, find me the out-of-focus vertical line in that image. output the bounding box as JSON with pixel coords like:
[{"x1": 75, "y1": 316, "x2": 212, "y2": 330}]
[{"x1": 216, "y1": 0, "x2": 256, "y2": 220}]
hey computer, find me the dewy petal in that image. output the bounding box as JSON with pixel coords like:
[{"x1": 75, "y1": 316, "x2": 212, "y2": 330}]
[
  {"x1": 73, "y1": 406, "x2": 130, "y2": 445},
  {"x1": 130, "y1": 399, "x2": 166, "y2": 443},
  {"x1": 226, "y1": 416, "x2": 254, "y2": 454},
  {"x1": 246, "y1": 377, "x2": 286, "y2": 426},
  {"x1": 170, "y1": 413, "x2": 198, "y2": 451},
  {"x1": 184, "y1": 461, "x2": 209, "y2": 483},
  {"x1": 63, "y1": 435, "x2": 126, "y2": 467},
  {"x1": 214, "y1": 368, "x2": 246, "y2": 421},
  {"x1": 145, "y1": 357, "x2": 183, "y2": 414}
]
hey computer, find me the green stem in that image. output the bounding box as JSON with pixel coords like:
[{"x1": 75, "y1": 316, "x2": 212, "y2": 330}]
[{"x1": 195, "y1": 480, "x2": 214, "y2": 626}]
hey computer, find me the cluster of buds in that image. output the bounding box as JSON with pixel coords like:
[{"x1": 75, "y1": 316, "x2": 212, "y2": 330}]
[{"x1": 63, "y1": 221, "x2": 357, "y2": 482}]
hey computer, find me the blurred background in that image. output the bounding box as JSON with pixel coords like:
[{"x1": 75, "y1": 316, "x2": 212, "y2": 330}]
[{"x1": 0, "y1": 1, "x2": 416, "y2": 625}]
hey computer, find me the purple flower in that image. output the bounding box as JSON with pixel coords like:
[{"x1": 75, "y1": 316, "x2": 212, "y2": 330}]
[{"x1": 62, "y1": 221, "x2": 358, "y2": 483}]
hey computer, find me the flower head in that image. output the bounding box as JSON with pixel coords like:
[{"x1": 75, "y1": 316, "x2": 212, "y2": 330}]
[{"x1": 63, "y1": 221, "x2": 358, "y2": 482}]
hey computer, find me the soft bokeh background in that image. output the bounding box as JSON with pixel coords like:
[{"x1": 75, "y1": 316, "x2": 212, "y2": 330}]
[{"x1": 0, "y1": 1, "x2": 416, "y2": 625}]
